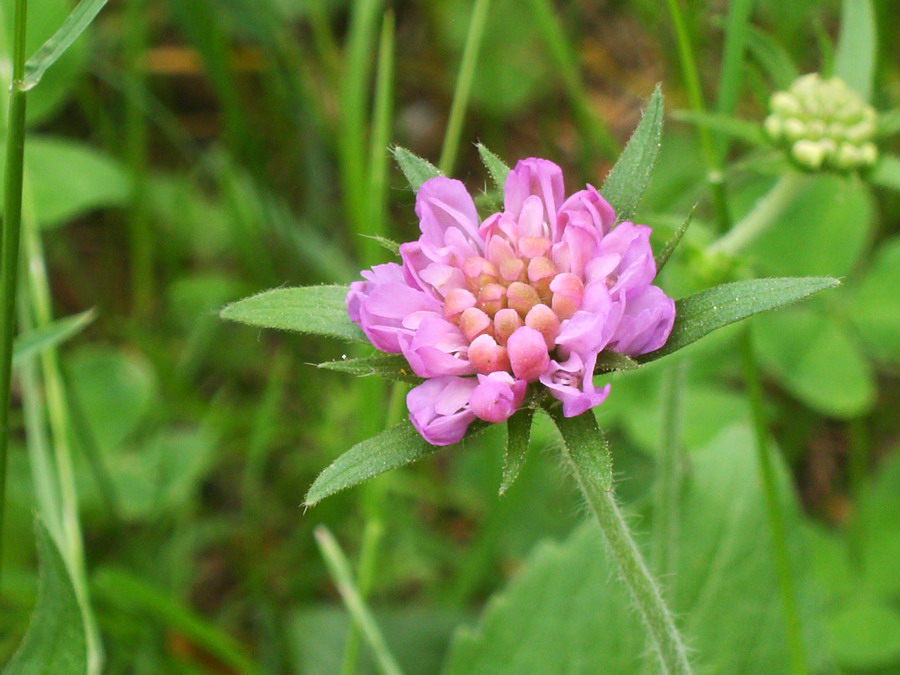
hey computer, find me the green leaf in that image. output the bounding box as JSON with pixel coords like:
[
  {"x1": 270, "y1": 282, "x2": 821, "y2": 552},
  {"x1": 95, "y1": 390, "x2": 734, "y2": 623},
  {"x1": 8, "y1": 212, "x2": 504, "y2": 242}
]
[
  {"x1": 23, "y1": 0, "x2": 109, "y2": 89},
  {"x1": 5, "y1": 520, "x2": 88, "y2": 674},
  {"x1": 317, "y1": 353, "x2": 422, "y2": 384},
  {"x1": 13, "y1": 308, "x2": 95, "y2": 366},
  {"x1": 0, "y1": 136, "x2": 129, "y2": 228},
  {"x1": 654, "y1": 207, "x2": 693, "y2": 274},
  {"x1": 600, "y1": 85, "x2": 663, "y2": 222},
  {"x1": 361, "y1": 234, "x2": 401, "y2": 256},
  {"x1": 867, "y1": 154, "x2": 900, "y2": 192},
  {"x1": 834, "y1": 0, "x2": 876, "y2": 102},
  {"x1": 877, "y1": 109, "x2": 900, "y2": 137},
  {"x1": 746, "y1": 174, "x2": 873, "y2": 278},
  {"x1": 444, "y1": 425, "x2": 826, "y2": 674},
  {"x1": 850, "y1": 237, "x2": 900, "y2": 363},
  {"x1": 546, "y1": 406, "x2": 613, "y2": 491},
  {"x1": 746, "y1": 27, "x2": 800, "y2": 90},
  {"x1": 827, "y1": 601, "x2": 900, "y2": 669},
  {"x1": 640, "y1": 276, "x2": 840, "y2": 363},
  {"x1": 476, "y1": 143, "x2": 510, "y2": 191},
  {"x1": 499, "y1": 407, "x2": 533, "y2": 495},
  {"x1": 305, "y1": 420, "x2": 485, "y2": 505},
  {"x1": 594, "y1": 350, "x2": 639, "y2": 373},
  {"x1": 220, "y1": 286, "x2": 366, "y2": 343},
  {"x1": 754, "y1": 306, "x2": 876, "y2": 418},
  {"x1": 391, "y1": 146, "x2": 441, "y2": 192}
]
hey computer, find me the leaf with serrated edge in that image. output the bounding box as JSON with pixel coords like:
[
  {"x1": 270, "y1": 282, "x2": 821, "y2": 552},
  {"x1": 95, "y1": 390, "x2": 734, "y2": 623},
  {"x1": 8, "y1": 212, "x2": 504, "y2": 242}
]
[
  {"x1": 5, "y1": 520, "x2": 88, "y2": 673},
  {"x1": 600, "y1": 85, "x2": 663, "y2": 222},
  {"x1": 500, "y1": 408, "x2": 533, "y2": 495},
  {"x1": 220, "y1": 286, "x2": 366, "y2": 343},
  {"x1": 639, "y1": 276, "x2": 839, "y2": 363},
  {"x1": 317, "y1": 354, "x2": 422, "y2": 384},
  {"x1": 305, "y1": 420, "x2": 487, "y2": 505},
  {"x1": 654, "y1": 207, "x2": 694, "y2": 274},
  {"x1": 477, "y1": 143, "x2": 511, "y2": 191},
  {"x1": 391, "y1": 146, "x2": 442, "y2": 192}
]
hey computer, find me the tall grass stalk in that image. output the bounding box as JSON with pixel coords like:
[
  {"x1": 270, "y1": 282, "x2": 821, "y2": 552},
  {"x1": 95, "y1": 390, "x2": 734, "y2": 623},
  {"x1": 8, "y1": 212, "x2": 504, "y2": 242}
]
[
  {"x1": 0, "y1": 0, "x2": 28, "y2": 583},
  {"x1": 438, "y1": 0, "x2": 491, "y2": 175},
  {"x1": 741, "y1": 331, "x2": 808, "y2": 674},
  {"x1": 664, "y1": 0, "x2": 731, "y2": 230}
]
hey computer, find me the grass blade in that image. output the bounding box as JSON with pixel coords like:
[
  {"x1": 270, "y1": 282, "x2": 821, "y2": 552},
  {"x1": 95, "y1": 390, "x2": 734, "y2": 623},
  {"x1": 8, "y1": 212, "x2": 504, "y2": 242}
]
[
  {"x1": 13, "y1": 308, "x2": 95, "y2": 366},
  {"x1": 23, "y1": 0, "x2": 110, "y2": 90},
  {"x1": 834, "y1": 0, "x2": 876, "y2": 102}
]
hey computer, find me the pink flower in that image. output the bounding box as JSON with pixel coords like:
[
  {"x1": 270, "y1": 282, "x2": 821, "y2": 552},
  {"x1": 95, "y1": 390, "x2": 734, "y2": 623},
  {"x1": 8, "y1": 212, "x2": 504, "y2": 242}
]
[{"x1": 348, "y1": 158, "x2": 675, "y2": 445}]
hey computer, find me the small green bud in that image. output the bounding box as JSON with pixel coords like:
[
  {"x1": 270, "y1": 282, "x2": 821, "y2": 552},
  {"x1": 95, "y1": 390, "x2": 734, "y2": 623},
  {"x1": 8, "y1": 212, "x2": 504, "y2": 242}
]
[{"x1": 764, "y1": 73, "x2": 879, "y2": 172}]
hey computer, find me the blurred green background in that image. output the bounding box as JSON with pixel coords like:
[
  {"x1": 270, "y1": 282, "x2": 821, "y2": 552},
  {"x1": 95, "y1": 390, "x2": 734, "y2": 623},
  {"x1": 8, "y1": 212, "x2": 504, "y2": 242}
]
[{"x1": 1, "y1": 0, "x2": 899, "y2": 672}]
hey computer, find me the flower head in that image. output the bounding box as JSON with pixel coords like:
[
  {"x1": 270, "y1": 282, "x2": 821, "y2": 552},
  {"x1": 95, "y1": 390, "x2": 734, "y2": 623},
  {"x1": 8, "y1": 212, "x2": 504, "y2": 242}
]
[
  {"x1": 764, "y1": 73, "x2": 878, "y2": 171},
  {"x1": 348, "y1": 159, "x2": 675, "y2": 445}
]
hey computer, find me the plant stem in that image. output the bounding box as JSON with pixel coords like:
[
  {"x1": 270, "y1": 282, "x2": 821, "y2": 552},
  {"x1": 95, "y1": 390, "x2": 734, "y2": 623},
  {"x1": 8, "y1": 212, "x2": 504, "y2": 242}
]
[
  {"x1": 664, "y1": 0, "x2": 731, "y2": 230},
  {"x1": 548, "y1": 407, "x2": 692, "y2": 675},
  {"x1": 708, "y1": 172, "x2": 807, "y2": 256},
  {"x1": 439, "y1": 0, "x2": 491, "y2": 175},
  {"x1": 0, "y1": 0, "x2": 28, "y2": 583},
  {"x1": 740, "y1": 330, "x2": 808, "y2": 675},
  {"x1": 652, "y1": 362, "x2": 687, "y2": 583},
  {"x1": 316, "y1": 526, "x2": 404, "y2": 675}
]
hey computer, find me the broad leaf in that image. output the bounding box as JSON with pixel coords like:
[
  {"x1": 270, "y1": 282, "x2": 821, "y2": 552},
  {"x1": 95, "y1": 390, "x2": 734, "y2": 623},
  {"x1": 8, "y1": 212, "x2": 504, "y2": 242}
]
[
  {"x1": 13, "y1": 308, "x2": 95, "y2": 366},
  {"x1": 23, "y1": 0, "x2": 110, "y2": 90},
  {"x1": 867, "y1": 154, "x2": 900, "y2": 192},
  {"x1": 640, "y1": 276, "x2": 840, "y2": 363},
  {"x1": 499, "y1": 407, "x2": 533, "y2": 495},
  {"x1": 317, "y1": 353, "x2": 422, "y2": 384},
  {"x1": 834, "y1": 0, "x2": 876, "y2": 102},
  {"x1": 673, "y1": 110, "x2": 768, "y2": 147},
  {"x1": 754, "y1": 306, "x2": 875, "y2": 418},
  {"x1": 220, "y1": 286, "x2": 365, "y2": 343},
  {"x1": 306, "y1": 420, "x2": 485, "y2": 505},
  {"x1": 391, "y1": 146, "x2": 441, "y2": 192},
  {"x1": 444, "y1": 425, "x2": 826, "y2": 674},
  {"x1": 600, "y1": 85, "x2": 663, "y2": 222},
  {"x1": 5, "y1": 520, "x2": 88, "y2": 674},
  {"x1": 849, "y1": 236, "x2": 900, "y2": 363},
  {"x1": 476, "y1": 143, "x2": 510, "y2": 190}
]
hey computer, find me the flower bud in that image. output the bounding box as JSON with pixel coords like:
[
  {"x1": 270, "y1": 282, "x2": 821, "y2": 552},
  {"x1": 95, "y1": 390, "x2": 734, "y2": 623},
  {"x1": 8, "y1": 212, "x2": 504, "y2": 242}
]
[
  {"x1": 444, "y1": 288, "x2": 476, "y2": 322},
  {"x1": 507, "y1": 281, "x2": 541, "y2": 317},
  {"x1": 525, "y1": 303, "x2": 560, "y2": 349},
  {"x1": 477, "y1": 283, "x2": 507, "y2": 316},
  {"x1": 506, "y1": 326, "x2": 550, "y2": 382},
  {"x1": 493, "y1": 308, "x2": 523, "y2": 345},
  {"x1": 468, "y1": 334, "x2": 510, "y2": 374},
  {"x1": 550, "y1": 273, "x2": 584, "y2": 320},
  {"x1": 459, "y1": 307, "x2": 492, "y2": 341}
]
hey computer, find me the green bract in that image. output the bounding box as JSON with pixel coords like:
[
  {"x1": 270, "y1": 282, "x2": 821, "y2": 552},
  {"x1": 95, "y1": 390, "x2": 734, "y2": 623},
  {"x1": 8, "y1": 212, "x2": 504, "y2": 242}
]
[{"x1": 765, "y1": 73, "x2": 878, "y2": 171}]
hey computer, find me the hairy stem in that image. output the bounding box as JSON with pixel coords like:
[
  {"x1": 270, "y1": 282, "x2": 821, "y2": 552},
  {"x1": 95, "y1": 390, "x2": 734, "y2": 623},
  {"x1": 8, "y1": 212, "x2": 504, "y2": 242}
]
[{"x1": 548, "y1": 407, "x2": 692, "y2": 675}]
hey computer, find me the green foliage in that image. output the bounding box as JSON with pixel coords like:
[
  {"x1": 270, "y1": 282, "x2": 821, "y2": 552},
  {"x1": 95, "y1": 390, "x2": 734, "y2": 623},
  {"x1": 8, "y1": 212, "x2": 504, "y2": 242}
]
[
  {"x1": 317, "y1": 353, "x2": 423, "y2": 384},
  {"x1": 499, "y1": 407, "x2": 532, "y2": 495},
  {"x1": 641, "y1": 277, "x2": 840, "y2": 362},
  {"x1": 220, "y1": 285, "x2": 366, "y2": 343},
  {"x1": 600, "y1": 85, "x2": 664, "y2": 222},
  {"x1": 391, "y1": 146, "x2": 442, "y2": 192},
  {"x1": 673, "y1": 110, "x2": 768, "y2": 147},
  {"x1": 12, "y1": 308, "x2": 94, "y2": 366},
  {"x1": 445, "y1": 425, "x2": 825, "y2": 674},
  {"x1": 476, "y1": 143, "x2": 510, "y2": 191},
  {"x1": 834, "y1": 0, "x2": 876, "y2": 102},
  {"x1": 5, "y1": 520, "x2": 88, "y2": 673},
  {"x1": 23, "y1": 0, "x2": 109, "y2": 89},
  {"x1": 850, "y1": 237, "x2": 900, "y2": 363}
]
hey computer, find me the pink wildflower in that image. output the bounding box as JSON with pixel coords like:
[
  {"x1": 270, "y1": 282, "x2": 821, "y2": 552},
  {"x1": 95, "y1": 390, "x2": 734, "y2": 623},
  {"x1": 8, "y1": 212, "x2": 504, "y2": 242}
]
[{"x1": 347, "y1": 159, "x2": 675, "y2": 445}]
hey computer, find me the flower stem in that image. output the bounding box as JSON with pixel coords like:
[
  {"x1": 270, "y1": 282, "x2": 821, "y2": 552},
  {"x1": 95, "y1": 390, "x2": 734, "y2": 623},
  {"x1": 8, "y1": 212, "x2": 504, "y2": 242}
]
[
  {"x1": 439, "y1": 0, "x2": 491, "y2": 175},
  {"x1": 548, "y1": 407, "x2": 692, "y2": 675},
  {"x1": 0, "y1": 0, "x2": 28, "y2": 584},
  {"x1": 740, "y1": 330, "x2": 808, "y2": 675},
  {"x1": 708, "y1": 172, "x2": 808, "y2": 257}
]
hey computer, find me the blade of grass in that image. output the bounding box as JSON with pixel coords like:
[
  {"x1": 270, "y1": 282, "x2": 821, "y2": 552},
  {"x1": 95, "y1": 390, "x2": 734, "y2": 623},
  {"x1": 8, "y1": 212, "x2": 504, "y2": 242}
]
[
  {"x1": 439, "y1": 0, "x2": 491, "y2": 175},
  {"x1": 0, "y1": 0, "x2": 29, "y2": 586},
  {"x1": 22, "y1": 0, "x2": 110, "y2": 89},
  {"x1": 315, "y1": 526, "x2": 404, "y2": 675},
  {"x1": 360, "y1": 11, "x2": 395, "y2": 267},
  {"x1": 664, "y1": 0, "x2": 731, "y2": 230},
  {"x1": 741, "y1": 329, "x2": 808, "y2": 675},
  {"x1": 340, "y1": 0, "x2": 382, "y2": 248},
  {"x1": 527, "y1": 0, "x2": 619, "y2": 164}
]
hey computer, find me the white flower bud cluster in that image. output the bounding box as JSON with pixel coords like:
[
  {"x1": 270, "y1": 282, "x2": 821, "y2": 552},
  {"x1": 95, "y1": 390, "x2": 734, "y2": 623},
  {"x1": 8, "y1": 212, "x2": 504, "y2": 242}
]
[{"x1": 764, "y1": 73, "x2": 878, "y2": 171}]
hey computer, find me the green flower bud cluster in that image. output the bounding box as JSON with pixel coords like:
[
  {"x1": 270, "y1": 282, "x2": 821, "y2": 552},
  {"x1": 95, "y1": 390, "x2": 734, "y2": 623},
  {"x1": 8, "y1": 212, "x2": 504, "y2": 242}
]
[{"x1": 764, "y1": 73, "x2": 878, "y2": 171}]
